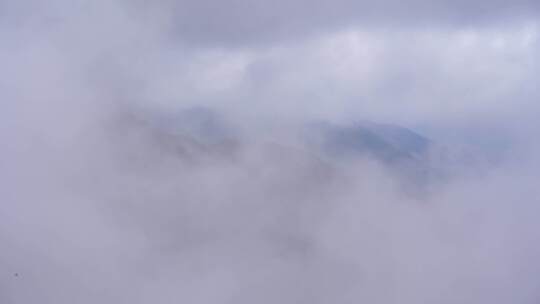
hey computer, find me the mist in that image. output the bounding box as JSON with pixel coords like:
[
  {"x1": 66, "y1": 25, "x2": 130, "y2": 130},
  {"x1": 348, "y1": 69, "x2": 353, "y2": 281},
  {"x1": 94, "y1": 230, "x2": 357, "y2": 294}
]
[{"x1": 2, "y1": 1, "x2": 540, "y2": 303}]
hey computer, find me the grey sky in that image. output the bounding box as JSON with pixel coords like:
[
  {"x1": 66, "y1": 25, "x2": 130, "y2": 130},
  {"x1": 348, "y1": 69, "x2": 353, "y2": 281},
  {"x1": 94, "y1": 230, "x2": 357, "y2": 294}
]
[
  {"x1": 37, "y1": 0, "x2": 535, "y2": 129},
  {"x1": 126, "y1": 0, "x2": 540, "y2": 45},
  {"x1": 2, "y1": 1, "x2": 540, "y2": 303}
]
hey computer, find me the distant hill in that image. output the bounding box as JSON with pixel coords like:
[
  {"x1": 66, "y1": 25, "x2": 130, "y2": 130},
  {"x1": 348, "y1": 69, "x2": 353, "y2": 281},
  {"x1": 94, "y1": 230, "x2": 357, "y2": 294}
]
[
  {"x1": 123, "y1": 106, "x2": 487, "y2": 193},
  {"x1": 303, "y1": 121, "x2": 431, "y2": 165}
]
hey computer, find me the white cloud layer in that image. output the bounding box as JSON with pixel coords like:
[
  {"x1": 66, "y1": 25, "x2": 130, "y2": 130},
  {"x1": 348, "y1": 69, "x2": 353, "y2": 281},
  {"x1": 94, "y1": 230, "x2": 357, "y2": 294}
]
[{"x1": 2, "y1": 1, "x2": 540, "y2": 303}]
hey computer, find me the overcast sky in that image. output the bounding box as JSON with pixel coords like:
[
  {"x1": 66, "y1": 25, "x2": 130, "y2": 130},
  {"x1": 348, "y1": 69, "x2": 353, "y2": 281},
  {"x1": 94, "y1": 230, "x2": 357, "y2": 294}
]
[
  {"x1": 2, "y1": 1, "x2": 540, "y2": 303},
  {"x1": 2, "y1": 0, "x2": 538, "y2": 130}
]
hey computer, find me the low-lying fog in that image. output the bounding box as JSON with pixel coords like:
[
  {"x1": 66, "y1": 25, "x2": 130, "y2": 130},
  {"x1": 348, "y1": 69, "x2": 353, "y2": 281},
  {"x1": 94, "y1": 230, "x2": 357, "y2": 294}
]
[{"x1": 2, "y1": 1, "x2": 540, "y2": 303}]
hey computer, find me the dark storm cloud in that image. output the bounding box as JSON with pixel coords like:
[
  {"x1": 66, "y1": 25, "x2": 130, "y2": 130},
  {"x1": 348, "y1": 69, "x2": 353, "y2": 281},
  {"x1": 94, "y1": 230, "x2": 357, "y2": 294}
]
[{"x1": 133, "y1": 0, "x2": 540, "y2": 45}]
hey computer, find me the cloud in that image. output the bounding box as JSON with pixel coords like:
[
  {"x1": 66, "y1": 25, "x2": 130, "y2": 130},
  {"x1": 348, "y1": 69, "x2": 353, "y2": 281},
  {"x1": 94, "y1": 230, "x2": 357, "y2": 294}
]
[
  {"x1": 188, "y1": 26, "x2": 538, "y2": 140},
  {"x1": 127, "y1": 0, "x2": 540, "y2": 46},
  {"x1": 3, "y1": 100, "x2": 540, "y2": 303},
  {"x1": 2, "y1": 0, "x2": 540, "y2": 303}
]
